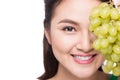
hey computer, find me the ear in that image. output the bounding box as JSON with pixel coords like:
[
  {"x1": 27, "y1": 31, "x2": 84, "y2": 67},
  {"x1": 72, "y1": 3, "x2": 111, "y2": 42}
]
[{"x1": 44, "y1": 29, "x2": 51, "y2": 44}]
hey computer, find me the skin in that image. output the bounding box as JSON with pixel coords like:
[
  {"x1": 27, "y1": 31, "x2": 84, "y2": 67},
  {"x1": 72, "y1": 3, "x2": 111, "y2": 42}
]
[{"x1": 45, "y1": 0, "x2": 110, "y2": 80}]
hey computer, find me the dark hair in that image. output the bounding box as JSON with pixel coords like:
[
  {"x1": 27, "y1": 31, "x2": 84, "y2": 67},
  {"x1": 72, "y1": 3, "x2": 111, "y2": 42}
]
[{"x1": 38, "y1": 0, "x2": 109, "y2": 80}]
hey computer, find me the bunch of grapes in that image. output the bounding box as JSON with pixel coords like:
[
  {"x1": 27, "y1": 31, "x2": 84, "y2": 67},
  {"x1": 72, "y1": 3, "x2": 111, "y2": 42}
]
[{"x1": 89, "y1": 2, "x2": 120, "y2": 76}]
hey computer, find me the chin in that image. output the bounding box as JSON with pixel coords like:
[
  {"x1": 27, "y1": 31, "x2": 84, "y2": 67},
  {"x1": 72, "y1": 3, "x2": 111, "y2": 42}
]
[{"x1": 71, "y1": 68, "x2": 97, "y2": 79}]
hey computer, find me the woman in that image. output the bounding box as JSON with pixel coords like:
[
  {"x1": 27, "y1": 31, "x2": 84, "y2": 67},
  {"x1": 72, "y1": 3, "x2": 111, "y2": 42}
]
[{"x1": 38, "y1": 0, "x2": 120, "y2": 80}]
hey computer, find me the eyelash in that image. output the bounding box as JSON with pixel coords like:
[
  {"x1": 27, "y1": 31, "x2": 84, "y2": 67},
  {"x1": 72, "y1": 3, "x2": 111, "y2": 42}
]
[{"x1": 62, "y1": 26, "x2": 76, "y2": 32}]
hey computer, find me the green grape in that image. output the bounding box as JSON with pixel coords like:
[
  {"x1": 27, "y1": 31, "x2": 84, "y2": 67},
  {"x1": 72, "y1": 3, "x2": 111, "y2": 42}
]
[
  {"x1": 90, "y1": 17, "x2": 101, "y2": 27},
  {"x1": 103, "y1": 65, "x2": 111, "y2": 73},
  {"x1": 104, "y1": 54, "x2": 112, "y2": 60},
  {"x1": 110, "y1": 8, "x2": 120, "y2": 20},
  {"x1": 109, "y1": 26, "x2": 117, "y2": 36},
  {"x1": 94, "y1": 27, "x2": 101, "y2": 36},
  {"x1": 93, "y1": 39, "x2": 101, "y2": 50},
  {"x1": 90, "y1": 7, "x2": 100, "y2": 18},
  {"x1": 105, "y1": 60, "x2": 114, "y2": 70},
  {"x1": 107, "y1": 36, "x2": 116, "y2": 43},
  {"x1": 102, "y1": 18, "x2": 110, "y2": 24},
  {"x1": 112, "y1": 66, "x2": 120, "y2": 76},
  {"x1": 99, "y1": 2, "x2": 109, "y2": 8},
  {"x1": 111, "y1": 54, "x2": 120, "y2": 62},
  {"x1": 115, "y1": 40, "x2": 120, "y2": 46},
  {"x1": 113, "y1": 45, "x2": 120, "y2": 54},
  {"x1": 100, "y1": 7, "x2": 110, "y2": 19},
  {"x1": 100, "y1": 47, "x2": 109, "y2": 55},
  {"x1": 97, "y1": 34, "x2": 106, "y2": 39},
  {"x1": 100, "y1": 23, "x2": 110, "y2": 35},
  {"x1": 117, "y1": 33, "x2": 120, "y2": 41},
  {"x1": 107, "y1": 45, "x2": 112, "y2": 54},
  {"x1": 100, "y1": 45, "x2": 112, "y2": 55},
  {"x1": 89, "y1": 1, "x2": 120, "y2": 76},
  {"x1": 115, "y1": 21, "x2": 120, "y2": 31},
  {"x1": 100, "y1": 39, "x2": 109, "y2": 48}
]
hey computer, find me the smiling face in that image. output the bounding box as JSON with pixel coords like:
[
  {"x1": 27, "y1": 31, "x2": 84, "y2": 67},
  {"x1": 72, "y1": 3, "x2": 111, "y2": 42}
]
[{"x1": 45, "y1": 0, "x2": 105, "y2": 79}]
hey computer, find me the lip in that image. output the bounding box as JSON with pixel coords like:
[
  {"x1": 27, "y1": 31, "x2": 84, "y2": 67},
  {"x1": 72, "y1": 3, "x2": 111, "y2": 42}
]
[{"x1": 71, "y1": 53, "x2": 97, "y2": 64}]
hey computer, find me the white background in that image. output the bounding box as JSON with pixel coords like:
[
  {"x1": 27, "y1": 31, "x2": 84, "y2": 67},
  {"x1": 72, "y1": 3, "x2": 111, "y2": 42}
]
[{"x1": 0, "y1": 0, "x2": 44, "y2": 80}]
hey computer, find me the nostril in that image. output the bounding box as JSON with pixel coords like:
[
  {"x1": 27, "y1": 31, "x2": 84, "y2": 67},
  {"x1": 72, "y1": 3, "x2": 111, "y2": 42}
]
[{"x1": 76, "y1": 42, "x2": 93, "y2": 53}]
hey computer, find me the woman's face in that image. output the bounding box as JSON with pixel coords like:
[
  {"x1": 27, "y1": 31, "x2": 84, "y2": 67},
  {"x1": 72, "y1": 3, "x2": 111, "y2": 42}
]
[{"x1": 45, "y1": 0, "x2": 105, "y2": 79}]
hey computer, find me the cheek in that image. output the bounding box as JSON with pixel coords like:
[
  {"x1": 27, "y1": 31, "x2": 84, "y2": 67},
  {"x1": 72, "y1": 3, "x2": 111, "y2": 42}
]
[
  {"x1": 96, "y1": 54, "x2": 105, "y2": 68},
  {"x1": 50, "y1": 32, "x2": 77, "y2": 54}
]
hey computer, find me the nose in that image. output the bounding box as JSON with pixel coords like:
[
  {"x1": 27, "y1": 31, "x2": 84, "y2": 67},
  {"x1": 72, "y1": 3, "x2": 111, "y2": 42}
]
[{"x1": 76, "y1": 31, "x2": 93, "y2": 53}]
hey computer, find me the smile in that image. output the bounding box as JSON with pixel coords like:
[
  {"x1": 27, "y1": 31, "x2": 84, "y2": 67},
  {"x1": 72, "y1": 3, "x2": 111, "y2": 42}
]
[
  {"x1": 71, "y1": 54, "x2": 96, "y2": 64},
  {"x1": 74, "y1": 55, "x2": 92, "y2": 60}
]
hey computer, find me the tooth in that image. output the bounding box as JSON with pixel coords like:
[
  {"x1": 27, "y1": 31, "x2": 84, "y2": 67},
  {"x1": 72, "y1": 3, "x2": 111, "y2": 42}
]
[{"x1": 74, "y1": 56, "x2": 92, "y2": 60}]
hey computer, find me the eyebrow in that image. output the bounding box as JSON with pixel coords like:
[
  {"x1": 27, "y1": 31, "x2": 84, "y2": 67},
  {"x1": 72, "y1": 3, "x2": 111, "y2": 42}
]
[{"x1": 58, "y1": 19, "x2": 79, "y2": 26}]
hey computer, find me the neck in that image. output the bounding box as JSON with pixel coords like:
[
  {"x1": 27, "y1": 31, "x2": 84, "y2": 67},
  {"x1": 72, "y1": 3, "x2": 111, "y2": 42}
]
[{"x1": 49, "y1": 64, "x2": 109, "y2": 80}]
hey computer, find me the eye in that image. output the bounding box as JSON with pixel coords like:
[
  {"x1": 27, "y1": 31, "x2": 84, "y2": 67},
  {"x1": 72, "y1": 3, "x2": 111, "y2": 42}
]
[{"x1": 62, "y1": 26, "x2": 76, "y2": 32}]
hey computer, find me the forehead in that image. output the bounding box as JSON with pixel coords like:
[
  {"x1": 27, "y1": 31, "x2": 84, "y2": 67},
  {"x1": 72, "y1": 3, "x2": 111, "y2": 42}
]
[
  {"x1": 52, "y1": 0, "x2": 101, "y2": 21},
  {"x1": 55, "y1": 0, "x2": 100, "y2": 12}
]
